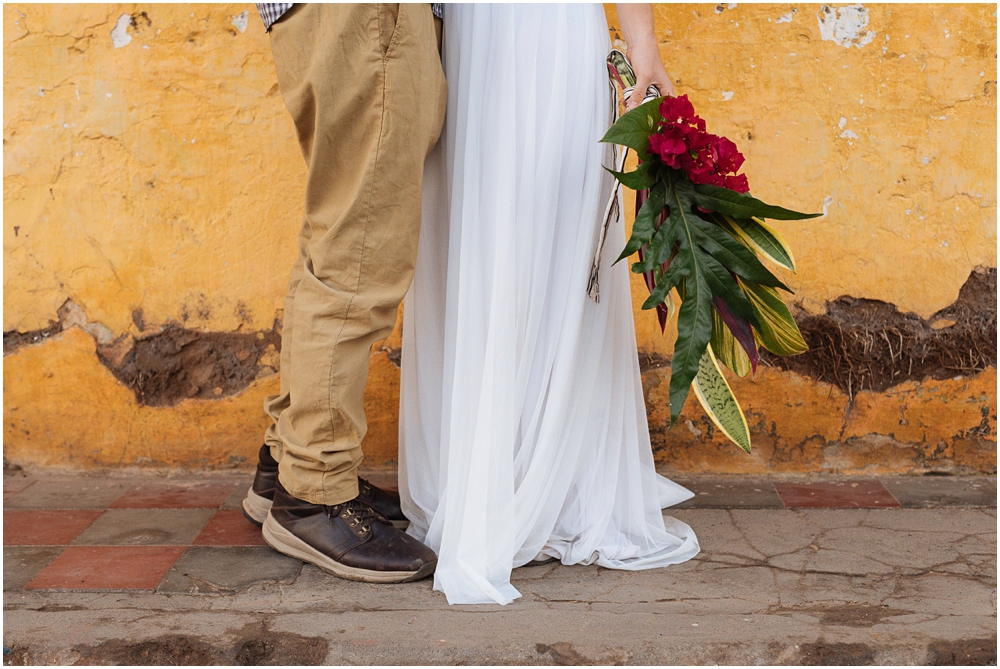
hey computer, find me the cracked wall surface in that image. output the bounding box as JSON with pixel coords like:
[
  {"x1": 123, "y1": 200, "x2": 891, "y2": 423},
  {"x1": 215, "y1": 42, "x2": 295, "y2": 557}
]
[{"x1": 3, "y1": 4, "x2": 996, "y2": 472}]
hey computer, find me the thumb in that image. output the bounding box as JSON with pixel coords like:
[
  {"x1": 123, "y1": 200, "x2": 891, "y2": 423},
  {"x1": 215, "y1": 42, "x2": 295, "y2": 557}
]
[{"x1": 630, "y1": 73, "x2": 653, "y2": 110}]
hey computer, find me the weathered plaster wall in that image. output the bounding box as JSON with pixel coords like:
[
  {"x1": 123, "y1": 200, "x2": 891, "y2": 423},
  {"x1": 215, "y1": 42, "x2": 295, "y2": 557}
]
[{"x1": 4, "y1": 4, "x2": 996, "y2": 474}]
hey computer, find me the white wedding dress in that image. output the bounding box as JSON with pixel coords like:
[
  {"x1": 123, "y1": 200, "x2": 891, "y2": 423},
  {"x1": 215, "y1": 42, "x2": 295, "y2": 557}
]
[{"x1": 399, "y1": 4, "x2": 700, "y2": 605}]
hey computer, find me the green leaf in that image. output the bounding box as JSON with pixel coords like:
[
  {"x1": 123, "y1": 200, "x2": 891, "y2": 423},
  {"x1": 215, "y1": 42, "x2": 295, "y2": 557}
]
[
  {"x1": 735, "y1": 217, "x2": 796, "y2": 272},
  {"x1": 632, "y1": 210, "x2": 679, "y2": 274},
  {"x1": 599, "y1": 96, "x2": 663, "y2": 155},
  {"x1": 669, "y1": 272, "x2": 713, "y2": 426},
  {"x1": 711, "y1": 213, "x2": 796, "y2": 273},
  {"x1": 692, "y1": 345, "x2": 752, "y2": 453},
  {"x1": 738, "y1": 279, "x2": 809, "y2": 356},
  {"x1": 700, "y1": 254, "x2": 760, "y2": 329},
  {"x1": 711, "y1": 308, "x2": 752, "y2": 378},
  {"x1": 619, "y1": 181, "x2": 665, "y2": 263},
  {"x1": 663, "y1": 288, "x2": 677, "y2": 322},
  {"x1": 691, "y1": 214, "x2": 790, "y2": 290},
  {"x1": 642, "y1": 255, "x2": 689, "y2": 310},
  {"x1": 658, "y1": 170, "x2": 716, "y2": 426},
  {"x1": 605, "y1": 160, "x2": 655, "y2": 191},
  {"x1": 691, "y1": 183, "x2": 821, "y2": 221},
  {"x1": 626, "y1": 168, "x2": 803, "y2": 426}
]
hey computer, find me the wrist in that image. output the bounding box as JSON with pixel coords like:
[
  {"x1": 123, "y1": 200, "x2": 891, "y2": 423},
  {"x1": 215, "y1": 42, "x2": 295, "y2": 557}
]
[{"x1": 626, "y1": 36, "x2": 659, "y2": 60}]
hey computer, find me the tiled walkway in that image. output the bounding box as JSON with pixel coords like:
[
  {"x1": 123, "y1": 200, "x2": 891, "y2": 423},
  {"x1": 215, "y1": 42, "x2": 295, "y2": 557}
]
[
  {"x1": 4, "y1": 472, "x2": 994, "y2": 594},
  {"x1": 4, "y1": 472, "x2": 997, "y2": 664}
]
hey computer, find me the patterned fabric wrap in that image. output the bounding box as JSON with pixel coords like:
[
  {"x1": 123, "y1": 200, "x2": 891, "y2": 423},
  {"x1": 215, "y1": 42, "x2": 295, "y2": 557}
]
[{"x1": 256, "y1": 3, "x2": 443, "y2": 32}]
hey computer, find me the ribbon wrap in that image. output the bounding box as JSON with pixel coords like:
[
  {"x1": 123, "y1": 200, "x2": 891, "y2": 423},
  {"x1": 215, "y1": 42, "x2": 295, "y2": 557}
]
[{"x1": 588, "y1": 49, "x2": 660, "y2": 302}]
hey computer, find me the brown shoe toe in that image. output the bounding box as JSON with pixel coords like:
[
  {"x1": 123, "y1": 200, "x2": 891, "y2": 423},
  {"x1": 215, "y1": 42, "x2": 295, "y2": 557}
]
[
  {"x1": 263, "y1": 481, "x2": 435, "y2": 583},
  {"x1": 340, "y1": 524, "x2": 436, "y2": 573}
]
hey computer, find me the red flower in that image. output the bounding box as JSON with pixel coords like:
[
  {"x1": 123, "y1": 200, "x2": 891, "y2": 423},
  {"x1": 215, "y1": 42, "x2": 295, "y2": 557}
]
[
  {"x1": 648, "y1": 95, "x2": 750, "y2": 193},
  {"x1": 649, "y1": 132, "x2": 687, "y2": 167},
  {"x1": 711, "y1": 136, "x2": 745, "y2": 174},
  {"x1": 659, "y1": 95, "x2": 699, "y2": 126},
  {"x1": 724, "y1": 174, "x2": 750, "y2": 193}
]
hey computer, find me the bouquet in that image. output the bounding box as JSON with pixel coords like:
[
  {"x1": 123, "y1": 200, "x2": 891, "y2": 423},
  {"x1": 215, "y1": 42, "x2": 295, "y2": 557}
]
[{"x1": 599, "y1": 50, "x2": 818, "y2": 453}]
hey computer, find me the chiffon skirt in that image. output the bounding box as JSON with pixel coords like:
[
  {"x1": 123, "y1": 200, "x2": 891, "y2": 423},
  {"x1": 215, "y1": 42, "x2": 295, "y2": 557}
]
[{"x1": 399, "y1": 3, "x2": 700, "y2": 606}]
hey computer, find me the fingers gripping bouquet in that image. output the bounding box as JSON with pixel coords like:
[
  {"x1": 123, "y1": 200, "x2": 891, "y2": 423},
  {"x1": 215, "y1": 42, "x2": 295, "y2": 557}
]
[{"x1": 599, "y1": 50, "x2": 819, "y2": 453}]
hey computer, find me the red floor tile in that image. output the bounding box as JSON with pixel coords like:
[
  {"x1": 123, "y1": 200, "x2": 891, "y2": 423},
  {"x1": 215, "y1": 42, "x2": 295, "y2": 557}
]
[
  {"x1": 25, "y1": 546, "x2": 186, "y2": 590},
  {"x1": 110, "y1": 482, "x2": 236, "y2": 509},
  {"x1": 774, "y1": 481, "x2": 900, "y2": 508},
  {"x1": 3, "y1": 510, "x2": 103, "y2": 546},
  {"x1": 192, "y1": 510, "x2": 268, "y2": 546}
]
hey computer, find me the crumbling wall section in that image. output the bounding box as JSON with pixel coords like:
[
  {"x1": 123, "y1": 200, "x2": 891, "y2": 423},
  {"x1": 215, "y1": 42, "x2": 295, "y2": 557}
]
[{"x1": 3, "y1": 4, "x2": 996, "y2": 472}]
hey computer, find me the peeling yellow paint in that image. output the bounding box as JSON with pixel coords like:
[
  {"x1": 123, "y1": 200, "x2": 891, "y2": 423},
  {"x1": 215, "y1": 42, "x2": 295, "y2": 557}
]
[
  {"x1": 3, "y1": 327, "x2": 272, "y2": 468},
  {"x1": 4, "y1": 4, "x2": 302, "y2": 335},
  {"x1": 3, "y1": 4, "x2": 996, "y2": 473},
  {"x1": 2, "y1": 326, "x2": 403, "y2": 470},
  {"x1": 642, "y1": 365, "x2": 996, "y2": 474}
]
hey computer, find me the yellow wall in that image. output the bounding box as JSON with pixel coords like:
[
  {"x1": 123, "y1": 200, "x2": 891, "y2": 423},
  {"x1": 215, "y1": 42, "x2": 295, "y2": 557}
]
[{"x1": 4, "y1": 4, "x2": 996, "y2": 474}]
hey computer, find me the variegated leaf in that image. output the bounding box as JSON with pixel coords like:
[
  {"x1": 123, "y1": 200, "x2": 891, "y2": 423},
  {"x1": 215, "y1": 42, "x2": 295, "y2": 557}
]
[
  {"x1": 711, "y1": 307, "x2": 752, "y2": 377},
  {"x1": 692, "y1": 345, "x2": 752, "y2": 453},
  {"x1": 738, "y1": 279, "x2": 809, "y2": 356},
  {"x1": 735, "y1": 217, "x2": 796, "y2": 272},
  {"x1": 713, "y1": 213, "x2": 796, "y2": 273}
]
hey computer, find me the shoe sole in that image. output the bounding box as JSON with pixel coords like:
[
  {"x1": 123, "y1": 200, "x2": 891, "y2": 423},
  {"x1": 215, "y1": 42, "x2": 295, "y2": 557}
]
[
  {"x1": 262, "y1": 513, "x2": 435, "y2": 584},
  {"x1": 242, "y1": 489, "x2": 272, "y2": 527},
  {"x1": 243, "y1": 490, "x2": 409, "y2": 530}
]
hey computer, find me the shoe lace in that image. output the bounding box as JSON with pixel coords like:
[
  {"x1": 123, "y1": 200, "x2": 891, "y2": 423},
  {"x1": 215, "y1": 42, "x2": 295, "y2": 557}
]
[
  {"x1": 328, "y1": 499, "x2": 387, "y2": 536},
  {"x1": 358, "y1": 478, "x2": 374, "y2": 497}
]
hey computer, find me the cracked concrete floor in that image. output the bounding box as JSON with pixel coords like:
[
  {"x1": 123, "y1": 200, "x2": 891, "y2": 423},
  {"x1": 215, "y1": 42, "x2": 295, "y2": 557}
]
[{"x1": 4, "y1": 504, "x2": 996, "y2": 665}]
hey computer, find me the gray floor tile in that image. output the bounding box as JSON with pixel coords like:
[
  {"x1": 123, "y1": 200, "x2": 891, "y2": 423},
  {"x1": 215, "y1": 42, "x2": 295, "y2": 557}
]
[
  {"x1": 880, "y1": 476, "x2": 997, "y2": 508},
  {"x1": 4, "y1": 546, "x2": 64, "y2": 590},
  {"x1": 5, "y1": 477, "x2": 133, "y2": 509},
  {"x1": 221, "y1": 480, "x2": 253, "y2": 510},
  {"x1": 671, "y1": 478, "x2": 785, "y2": 508},
  {"x1": 156, "y1": 546, "x2": 302, "y2": 593},
  {"x1": 3, "y1": 476, "x2": 36, "y2": 499},
  {"x1": 72, "y1": 509, "x2": 214, "y2": 546}
]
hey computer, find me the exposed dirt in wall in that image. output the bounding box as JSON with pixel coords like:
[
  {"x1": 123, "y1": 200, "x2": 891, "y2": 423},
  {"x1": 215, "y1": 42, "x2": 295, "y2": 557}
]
[
  {"x1": 637, "y1": 268, "x2": 996, "y2": 396},
  {"x1": 765, "y1": 267, "x2": 997, "y2": 397},
  {"x1": 4, "y1": 300, "x2": 282, "y2": 408},
  {"x1": 3, "y1": 322, "x2": 61, "y2": 356},
  {"x1": 97, "y1": 326, "x2": 281, "y2": 407},
  {"x1": 3, "y1": 268, "x2": 995, "y2": 413}
]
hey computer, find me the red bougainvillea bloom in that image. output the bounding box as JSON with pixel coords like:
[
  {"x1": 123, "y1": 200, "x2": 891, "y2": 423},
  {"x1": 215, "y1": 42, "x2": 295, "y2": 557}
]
[
  {"x1": 724, "y1": 173, "x2": 750, "y2": 193},
  {"x1": 659, "y1": 95, "x2": 704, "y2": 130},
  {"x1": 649, "y1": 94, "x2": 749, "y2": 193},
  {"x1": 649, "y1": 132, "x2": 687, "y2": 167},
  {"x1": 711, "y1": 136, "x2": 744, "y2": 174}
]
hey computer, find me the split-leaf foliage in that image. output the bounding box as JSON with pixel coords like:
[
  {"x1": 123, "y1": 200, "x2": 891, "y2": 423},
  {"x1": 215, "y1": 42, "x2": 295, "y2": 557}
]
[{"x1": 601, "y1": 98, "x2": 819, "y2": 450}]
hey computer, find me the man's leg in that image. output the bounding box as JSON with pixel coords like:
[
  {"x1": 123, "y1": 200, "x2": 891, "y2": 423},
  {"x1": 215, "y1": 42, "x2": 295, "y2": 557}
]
[
  {"x1": 256, "y1": 3, "x2": 446, "y2": 581},
  {"x1": 269, "y1": 2, "x2": 444, "y2": 506},
  {"x1": 261, "y1": 222, "x2": 310, "y2": 464},
  {"x1": 242, "y1": 220, "x2": 308, "y2": 525}
]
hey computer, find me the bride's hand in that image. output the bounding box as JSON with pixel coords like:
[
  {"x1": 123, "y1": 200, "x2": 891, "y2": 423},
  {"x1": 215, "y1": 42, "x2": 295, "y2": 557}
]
[
  {"x1": 615, "y1": 4, "x2": 676, "y2": 109},
  {"x1": 627, "y1": 38, "x2": 675, "y2": 108}
]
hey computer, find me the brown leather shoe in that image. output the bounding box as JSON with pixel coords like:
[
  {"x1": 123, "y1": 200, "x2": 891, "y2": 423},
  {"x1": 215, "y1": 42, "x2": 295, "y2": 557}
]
[
  {"x1": 242, "y1": 444, "x2": 278, "y2": 526},
  {"x1": 242, "y1": 444, "x2": 408, "y2": 529},
  {"x1": 262, "y1": 481, "x2": 436, "y2": 583},
  {"x1": 356, "y1": 478, "x2": 407, "y2": 527}
]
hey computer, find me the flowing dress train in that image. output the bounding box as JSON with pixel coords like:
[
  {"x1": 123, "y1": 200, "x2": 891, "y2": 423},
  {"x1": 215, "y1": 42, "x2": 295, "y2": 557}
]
[{"x1": 399, "y1": 4, "x2": 700, "y2": 605}]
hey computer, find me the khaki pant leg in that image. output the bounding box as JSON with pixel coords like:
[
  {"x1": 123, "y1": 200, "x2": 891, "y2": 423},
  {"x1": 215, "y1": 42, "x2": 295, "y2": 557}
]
[
  {"x1": 262, "y1": 216, "x2": 310, "y2": 462},
  {"x1": 266, "y1": 3, "x2": 446, "y2": 505}
]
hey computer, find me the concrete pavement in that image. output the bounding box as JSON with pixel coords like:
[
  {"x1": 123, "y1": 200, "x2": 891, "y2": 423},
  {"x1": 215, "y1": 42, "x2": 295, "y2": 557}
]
[{"x1": 3, "y1": 472, "x2": 996, "y2": 665}]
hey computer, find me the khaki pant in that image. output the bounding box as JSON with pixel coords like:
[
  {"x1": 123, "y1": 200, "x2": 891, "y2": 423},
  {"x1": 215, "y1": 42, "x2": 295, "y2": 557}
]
[{"x1": 263, "y1": 4, "x2": 446, "y2": 506}]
